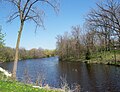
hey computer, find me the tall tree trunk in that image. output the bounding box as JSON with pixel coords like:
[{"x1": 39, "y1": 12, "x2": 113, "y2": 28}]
[
  {"x1": 12, "y1": 21, "x2": 24, "y2": 79},
  {"x1": 118, "y1": 36, "x2": 120, "y2": 48}
]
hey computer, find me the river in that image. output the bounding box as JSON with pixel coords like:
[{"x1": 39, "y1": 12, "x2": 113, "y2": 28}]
[{"x1": 0, "y1": 56, "x2": 120, "y2": 92}]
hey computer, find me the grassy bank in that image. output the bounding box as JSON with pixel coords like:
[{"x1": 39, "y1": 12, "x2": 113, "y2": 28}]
[
  {"x1": 82, "y1": 50, "x2": 120, "y2": 66},
  {"x1": 0, "y1": 80, "x2": 61, "y2": 92},
  {"x1": 0, "y1": 71, "x2": 61, "y2": 92},
  {"x1": 60, "y1": 50, "x2": 120, "y2": 66}
]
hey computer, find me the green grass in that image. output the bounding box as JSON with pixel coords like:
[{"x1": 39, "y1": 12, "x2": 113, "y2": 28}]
[
  {"x1": 60, "y1": 50, "x2": 120, "y2": 66},
  {"x1": 87, "y1": 50, "x2": 120, "y2": 65},
  {"x1": 0, "y1": 80, "x2": 61, "y2": 92},
  {"x1": 0, "y1": 71, "x2": 61, "y2": 92}
]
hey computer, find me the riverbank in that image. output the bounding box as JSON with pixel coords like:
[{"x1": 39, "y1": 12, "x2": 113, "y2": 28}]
[
  {"x1": 0, "y1": 80, "x2": 62, "y2": 92},
  {"x1": 60, "y1": 51, "x2": 120, "y2": 66},
  {"x1": 0, "y1": 67, "x2": 62, "y2": 92},
  {"x1": 84, "y1": 50, "x2": 120, "y2": 66}
]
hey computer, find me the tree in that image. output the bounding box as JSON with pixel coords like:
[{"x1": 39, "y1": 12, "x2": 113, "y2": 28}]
[
  {"x1": 87, "y1": 0, "x2": 120, "y2": 49},
  {"x1": 5, "y1": 0, "x2": 59, "y2": 79},
  {"x1": 19, "y1": 47, "x2": 27, "y2": 59},
  {"x1": 0, "y1": 47, "x2": 15, "y2": 62},
  {"x1": 0, "y1": 26, "x2": 5, "y2": 48},
  {"x1": 71, "y1": 26, "x2": 82, "y2": 59},
  {"x1": 56, "y1": 26, "x2": 85, "y2": 61},
  {"x1": 0, "y1": 26, "x2": 6, "y2": 62}
]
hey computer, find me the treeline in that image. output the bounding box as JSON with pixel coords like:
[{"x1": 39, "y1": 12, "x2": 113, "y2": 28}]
[
  {"x1": 0, "y1": 46, "x2": 55, "y2": 62},
  {"x1": 56, "y1": 0, "x2": 120, "y2": 62},
  {"x1": 56, "y1": 26, "x2": 85, "y2": 61},
  {"x1": 0, "y1": 25, "x2": 56, "y2": 62}
]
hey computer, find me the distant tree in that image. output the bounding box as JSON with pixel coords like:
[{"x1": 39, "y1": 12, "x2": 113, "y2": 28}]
[
  {"x1": 0, "y1": 47, "x2": 15, "y2": 62},
  {"x1": 56, "y1": 26, "x2": 85, "y2": 61},
  {"x1": 0, "y1": 26, "x2": 5, "y2": 62},
  {"x1": 19, "y1": 47, "x2": 27, "y2": 59},
  {"x1": 44, "y1": 49, "x2": 55, "y2": 57},
  {"x1": 4, "y1": 0, "x2": 59, "y2": 79},
  {"x1": 0, "y1": 26, "x2": 5, "y2": 48},
  {"x1": 56, "y1": 35, "x2": 64, "y2": 59},
  {"x1": 71, "y1": 26, "x2": 82, "y2": 59}
]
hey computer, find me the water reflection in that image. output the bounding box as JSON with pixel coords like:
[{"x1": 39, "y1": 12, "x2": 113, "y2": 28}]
[{"x1": 0, "y1": 57, "x2": 120, "y2": 92}]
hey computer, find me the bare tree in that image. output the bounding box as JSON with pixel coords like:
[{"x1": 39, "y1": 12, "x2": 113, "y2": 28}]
[
  {"x1": 71, "y1": 26, "x2": 82, "y2": 59},
  {"x1": 87, "y1": 0, "x2": 120, "y2": 50},
  {"x1": 56, "y1": 26, "x2": 85, "y2": 61},
  {"x1": 5, "y1": 0, "x2": 59, "y2": 79}
]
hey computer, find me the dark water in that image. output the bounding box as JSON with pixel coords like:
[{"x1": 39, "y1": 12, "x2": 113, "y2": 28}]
[{"x1": 0, "y1": 56, "x2": 120, "y2": 92}]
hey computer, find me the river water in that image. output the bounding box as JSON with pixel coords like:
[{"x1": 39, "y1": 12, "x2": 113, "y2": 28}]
[{"x1": 0, "y1": 56, "x2": 120, "y2": 92}]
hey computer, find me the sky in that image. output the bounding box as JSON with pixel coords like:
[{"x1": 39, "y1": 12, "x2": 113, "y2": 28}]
[{"x1": 0, "y1": 0, "x2": 100, "y2": 50}]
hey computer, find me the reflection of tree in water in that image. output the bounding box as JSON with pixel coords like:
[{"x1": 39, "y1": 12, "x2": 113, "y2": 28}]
[
  {"x1": 58, "y1": 62, "x2": 92, "y2": 91},
  {"x1": 58, "y1": 61, "x2": 120, "y2": 92}
]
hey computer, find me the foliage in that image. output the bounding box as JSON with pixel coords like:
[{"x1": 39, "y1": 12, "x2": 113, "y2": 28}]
[
  {"x1": 56, "y1": 0, "x2": 120, "y2": 65},
  {"x1": 0, "y1": 26, "x2": 5, "y2": 48},
  {"x1": 0, "y1": 27, "x2": 6, "y2": 62},
  {"x1": 19, "y1": 48, "x2": 45, "y2": 59},
  {"x1": 0, "y1": 47, "x2": 15, "y2": 62},
  {"x1": 0, "y1": 46, "x2": 56, "y2": 62},
  {"x1": 44, "y1": 49, "x2": 56, "y2": 57},
  {"x1": 0, "y1": 71, "x2": 7, "y2": 80},
  {"x1": 56, "y1": 26, "x2": 120, "y2": 64},
  {"x1": 56, "y1": 26, "x2": 85, "y2": 61},
  {"x1": 87, "y1": 50, "x2": 120, "y2": 65}
]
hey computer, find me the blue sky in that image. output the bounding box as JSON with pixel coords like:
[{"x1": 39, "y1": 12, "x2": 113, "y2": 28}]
[{"x1": 0, "y1": 0, "x2": 99, "y2": 50}]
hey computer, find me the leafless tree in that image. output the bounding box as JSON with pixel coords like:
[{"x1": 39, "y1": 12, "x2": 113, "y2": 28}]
[
  {"x1": 87, "y1": 0, "x2": 120, "y2": 50},
  {"x1": 56, "y1": 26, "x2": 85, "y2": 61},
  {"x1": 4, "y1": 0, "x2": 59, "y2": 79}
]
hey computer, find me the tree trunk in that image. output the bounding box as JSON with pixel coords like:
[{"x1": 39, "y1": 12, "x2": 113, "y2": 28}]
[{"x1": 12, "y1": 21, "x2": 24, "y2": 79}]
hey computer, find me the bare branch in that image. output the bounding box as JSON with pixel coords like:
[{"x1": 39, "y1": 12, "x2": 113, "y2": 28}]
[
  {"x1": 7, "y1": 15, "x2": 19, "y2": 22},
  {"x1": 24, "y1": 0, "x2": 40, "y2": 20},
  {"x1": 7, "y1": 11, "x2": 19, "y2": 22},
  {"x1": 6, "y1": 0, "x2": 18, "y2": 7},
  {"x1": 23, "y1": 0, "x2": 30, "y2": 14}
]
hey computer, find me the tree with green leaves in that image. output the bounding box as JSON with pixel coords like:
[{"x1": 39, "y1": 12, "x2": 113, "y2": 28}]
[
  {"x1": 0, "y1": 26, "x2": 5, "y2": 62},
  {"x1": 0, "y1": 26, "x2": 5, "y2": 48}
]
